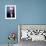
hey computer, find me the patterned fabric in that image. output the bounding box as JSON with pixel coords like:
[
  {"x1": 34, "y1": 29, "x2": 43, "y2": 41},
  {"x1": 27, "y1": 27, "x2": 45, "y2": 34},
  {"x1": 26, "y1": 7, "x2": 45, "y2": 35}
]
[{"x1": 21, "y1": 29, "x2": 46, "y2": 40}]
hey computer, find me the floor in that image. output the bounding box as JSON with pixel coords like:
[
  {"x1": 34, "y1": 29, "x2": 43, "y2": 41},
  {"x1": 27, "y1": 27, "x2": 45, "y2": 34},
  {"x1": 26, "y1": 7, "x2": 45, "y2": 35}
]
[
  {"x1": 0, "y1": 40, "x2": 46, "y2": 46},
  {"x1": 0, "y1": 44, "x2": 18, "y2": 46},
  {"x1": 19, "y1": 39, "x2": 46, "y2": 46}
]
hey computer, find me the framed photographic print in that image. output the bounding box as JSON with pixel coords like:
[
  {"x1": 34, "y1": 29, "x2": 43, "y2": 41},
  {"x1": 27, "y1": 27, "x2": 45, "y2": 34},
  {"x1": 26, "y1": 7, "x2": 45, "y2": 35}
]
[{"x1": 5, "y1": 5, "x2": 16, "y2": 19}]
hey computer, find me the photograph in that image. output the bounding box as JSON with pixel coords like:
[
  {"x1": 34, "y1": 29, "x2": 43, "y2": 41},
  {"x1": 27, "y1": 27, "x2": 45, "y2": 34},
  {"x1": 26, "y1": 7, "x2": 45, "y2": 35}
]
[{"x1": 5, "y1": 5, "x2": 16, "y2": 19}]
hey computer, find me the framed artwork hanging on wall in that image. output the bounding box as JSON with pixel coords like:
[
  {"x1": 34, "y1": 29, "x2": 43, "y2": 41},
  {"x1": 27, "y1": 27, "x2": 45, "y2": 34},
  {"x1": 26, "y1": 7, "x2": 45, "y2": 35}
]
[{"x1": 5, "y1": 5, "x2": 16, "y2": 19}]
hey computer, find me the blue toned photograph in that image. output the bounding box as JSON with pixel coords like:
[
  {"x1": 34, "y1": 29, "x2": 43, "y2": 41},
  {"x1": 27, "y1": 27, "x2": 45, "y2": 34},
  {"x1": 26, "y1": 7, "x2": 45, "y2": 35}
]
[{"x1": 0, "y1": 0, "x2": 46, "y2": 46}]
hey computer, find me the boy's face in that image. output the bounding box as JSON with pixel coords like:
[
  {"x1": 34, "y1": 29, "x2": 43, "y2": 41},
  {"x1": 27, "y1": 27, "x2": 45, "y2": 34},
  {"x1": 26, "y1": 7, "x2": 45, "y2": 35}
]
[
  {"x1": 9, "y1": 7, "x2": 13, "y2": 14},
  {"x1": 7, "y1": 7, "x2": 14, "y2": 13}
]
